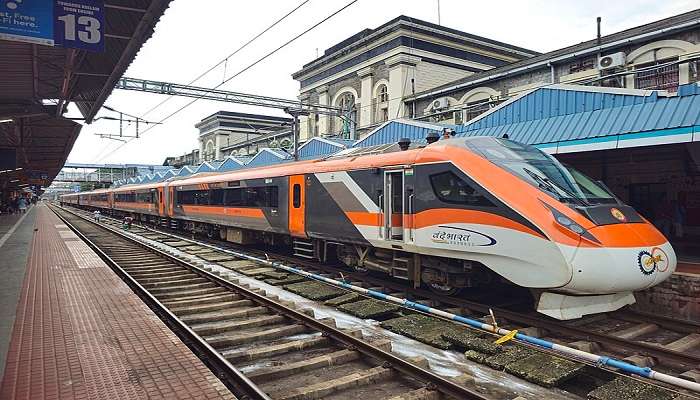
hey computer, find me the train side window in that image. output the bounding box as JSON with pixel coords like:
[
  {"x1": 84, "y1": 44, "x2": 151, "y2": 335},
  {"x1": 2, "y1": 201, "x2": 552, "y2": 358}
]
[
  {"x1": 194, "y1": 190, "x2": 209, "y2": 205},
  {"x1": 176, "y1": 190, "x2": 207, "y2": 205},
  {"x1": 210, "y1": 189, "x2": 224, "y2": 206},
  {"x1": 429, "y1": 171, "x2": 494, "y2": 207},
  {"x1": 268, "y1": 187, "x2": 279, "y2": 208},
  {"x1": 225, "y1": 188, "x2": 244, "y2": 206},
  {"x1": 293, "y1": 184, "x2": 301, "y2": 208}
]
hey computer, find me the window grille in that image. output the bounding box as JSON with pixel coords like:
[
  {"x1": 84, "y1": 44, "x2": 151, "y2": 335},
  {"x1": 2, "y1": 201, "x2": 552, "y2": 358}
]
[{"x1": 635, "y1": 58, "x2": 679, "y2": 92}]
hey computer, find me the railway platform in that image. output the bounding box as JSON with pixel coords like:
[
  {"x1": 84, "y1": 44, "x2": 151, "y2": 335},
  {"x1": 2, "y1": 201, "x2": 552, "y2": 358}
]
[{"x1": 0, "y1": 203, "x2": 236, "y2": 400}]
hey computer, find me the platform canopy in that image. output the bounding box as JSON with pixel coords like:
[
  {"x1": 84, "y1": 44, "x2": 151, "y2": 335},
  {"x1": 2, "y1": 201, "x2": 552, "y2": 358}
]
[
  {"x1": 0, "y1": 0, "x2": 172, "y2": 193},
  {"x1": 352, "y1": 83, "x2": 700, "y2": 154},
  {"x1": 458, "y1": 83, "x2": 700, "y2": 153}
]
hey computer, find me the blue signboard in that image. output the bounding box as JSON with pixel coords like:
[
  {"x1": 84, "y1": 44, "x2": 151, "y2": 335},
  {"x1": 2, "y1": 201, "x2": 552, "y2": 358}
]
[
  {"x1": 0, "y1": 0, "x2": 104, "y2": 52},
  {"x1": 54, "y1": 0, "x2": 104, "y2": 52},
  {"x1": 0, "y1": 0, "x2": 55, "y2": 46}
]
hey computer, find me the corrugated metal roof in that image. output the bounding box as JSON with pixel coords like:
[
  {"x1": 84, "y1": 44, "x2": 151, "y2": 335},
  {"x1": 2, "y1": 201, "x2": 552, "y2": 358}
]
[
  {"x1": 464, "y1": 85, "x2": 658, "y2": 129},
  {"x1": 458, "y1": 84, "x2": 700, "y2": 146},
  {"x1": 353, "y1": 119, "x2": 450, "y2": 147},
  {"x1": 246, "y1": 148, "x2": 291, "y2": 168},
  {"x1": 217, "y1": 157, "x2": 245, "y2": 172},
  {"x1": 174, "y1": 166, "x2": 195, "y2": 177},
  {"x1": 194, "y1": 161, "x2": 218, "y2": 174},
  {"x1": 298, "y1": 137, "x2": 352, "y2": 160}
]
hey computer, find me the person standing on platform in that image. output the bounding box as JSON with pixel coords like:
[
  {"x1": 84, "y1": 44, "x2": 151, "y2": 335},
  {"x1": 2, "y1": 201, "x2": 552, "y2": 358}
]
[
  {"x1": 17, "y1": 197, "x2": 27, "y2": 214},
  {"x1": 10, "y1": 197, "x2": 18, "y2": 214}
]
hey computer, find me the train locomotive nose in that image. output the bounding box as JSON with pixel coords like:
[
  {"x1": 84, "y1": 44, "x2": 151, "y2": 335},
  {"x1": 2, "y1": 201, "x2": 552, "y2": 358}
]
[{"x1": 564, "y1": 223, "x2": 677, "y2": 294}]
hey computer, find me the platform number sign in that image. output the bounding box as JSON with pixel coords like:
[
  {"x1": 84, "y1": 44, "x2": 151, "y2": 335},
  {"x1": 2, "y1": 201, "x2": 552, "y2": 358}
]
[{"x1": 54, "y1": 0, "x2": 104, "y2": 52}]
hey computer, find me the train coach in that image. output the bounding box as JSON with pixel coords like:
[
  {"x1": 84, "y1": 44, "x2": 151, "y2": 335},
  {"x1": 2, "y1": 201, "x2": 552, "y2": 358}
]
[{"x1": 61, "y1": 136, "x2": 677, "y2": 320}]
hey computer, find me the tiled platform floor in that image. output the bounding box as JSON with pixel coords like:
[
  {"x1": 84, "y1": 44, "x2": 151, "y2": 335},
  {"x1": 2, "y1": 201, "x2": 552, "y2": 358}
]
[{"x1": 0, "y1": 204, "x2": 236, "y2": 400}]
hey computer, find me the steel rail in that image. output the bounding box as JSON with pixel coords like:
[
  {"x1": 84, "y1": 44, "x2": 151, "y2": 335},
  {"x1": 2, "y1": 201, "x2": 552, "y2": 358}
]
[
  {"x1": 52, "y1": 206, "x2": 272, "y2": 400},
  {"x1": 75, "y1": 206, "x2": 700, "y2": 371},
  {"x1": 54, "y1": 205, "x2": 491, "y2": 400}
]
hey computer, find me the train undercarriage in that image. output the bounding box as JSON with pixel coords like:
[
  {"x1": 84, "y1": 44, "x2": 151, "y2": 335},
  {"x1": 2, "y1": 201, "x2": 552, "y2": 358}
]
[{"x1": 78, "y1": 205, "x2": 503, "y2": 296}]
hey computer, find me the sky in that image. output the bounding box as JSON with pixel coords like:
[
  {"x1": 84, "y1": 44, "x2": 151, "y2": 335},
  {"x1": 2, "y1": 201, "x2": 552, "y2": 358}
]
[{"x1": 65, "y1": 0, "x2": 699, "y2": 165}]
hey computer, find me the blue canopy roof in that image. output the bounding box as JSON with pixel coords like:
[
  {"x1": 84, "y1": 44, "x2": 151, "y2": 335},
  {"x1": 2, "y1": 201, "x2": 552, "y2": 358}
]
[
  {"x1": 176, "y1": 166, "x2": 196, "y2": 177},
  {"x1": 246, "y1": 148, "x2": 291, "y2": 168},
  {"x1": 298, "y1": 137, "x2": 354, "y2": 160},
  {"x1": 458, "y1": 83, "x2": 700, "y2": 153},
  {"x1": 194, "y1": 161, "x2": 220, "y2": 174},
  {"x1": 216, "y1": 156, "x2": 246, "y2": 172},
  {"x1": 353, "y1": 119, "x2": 449, "y2": 147},
  {"x1": 342, "y1": 83, "x2": 700, "y2": 154}
]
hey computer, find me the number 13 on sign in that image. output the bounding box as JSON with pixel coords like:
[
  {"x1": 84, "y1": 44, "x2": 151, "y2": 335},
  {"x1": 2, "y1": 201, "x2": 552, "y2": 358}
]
[{"x1": 57, "y1": 14, "x2": 101, "y2": 44}]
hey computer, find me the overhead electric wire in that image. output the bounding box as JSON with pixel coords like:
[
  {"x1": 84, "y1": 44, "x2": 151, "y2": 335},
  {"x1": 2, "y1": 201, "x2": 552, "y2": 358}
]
[
  {"x1": 139, "y1": 0, "x2": 312, "y2": 119},
  {"x1": 90, "y1": 0, "x2": 310, "y2": 163},
  {"x1": 97, "y1": 0, "x2": 360, "y2": 163}
]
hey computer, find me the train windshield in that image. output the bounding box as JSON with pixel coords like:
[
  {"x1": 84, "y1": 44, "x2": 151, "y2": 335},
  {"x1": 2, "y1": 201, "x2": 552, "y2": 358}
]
[{"x1": 464, "y1": 137, "x2": 618, "y2": 205}]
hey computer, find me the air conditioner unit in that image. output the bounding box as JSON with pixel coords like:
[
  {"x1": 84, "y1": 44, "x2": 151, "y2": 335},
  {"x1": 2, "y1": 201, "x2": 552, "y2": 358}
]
[
  {"x1": 432, "y1": 97, "x2": 449, "y2": 110},
  {"x1": 598, "y1": 52, "x2": 626, "y2": 70}
]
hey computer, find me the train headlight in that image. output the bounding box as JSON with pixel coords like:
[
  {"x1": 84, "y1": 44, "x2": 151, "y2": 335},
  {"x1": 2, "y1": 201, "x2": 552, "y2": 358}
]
[
  {"x1": 556, "y1": 216, "x2": 572, "y2": 226},
  {"x1": 555, "y1": 213, "x2": 584, "y2": 235},
  {"x1": 541, "y1": 200, "x2": 600, "y2": 243},
  {"x1": 568, "y1": 224, "x2": 584, "y2": 234}
]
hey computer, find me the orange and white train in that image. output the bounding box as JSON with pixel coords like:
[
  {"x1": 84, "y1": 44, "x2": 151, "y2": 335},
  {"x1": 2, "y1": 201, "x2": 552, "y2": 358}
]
[{"x1": 61, "y1": 136, "x2": 676, "y2": 320}]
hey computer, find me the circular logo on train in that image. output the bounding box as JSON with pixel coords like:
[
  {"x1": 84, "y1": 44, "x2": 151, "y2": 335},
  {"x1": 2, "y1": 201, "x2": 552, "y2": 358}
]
[
  {"x1": 610, "y1": 207, "x2": 627, "y2": 222},
  {"x1": 637, "y1": 250, "x2": 656, "y2": 275},
  {"x1": 651, "y1": 247, "x2": 669, "y2": 273}
]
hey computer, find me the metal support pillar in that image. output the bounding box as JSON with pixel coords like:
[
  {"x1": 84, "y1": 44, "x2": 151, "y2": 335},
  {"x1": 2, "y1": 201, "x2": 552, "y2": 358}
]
[
  {"x1": 292, "y1": 115, "x2": 299, "y2": 161},
  {"x1": 285, "y1": 108, "x2": 309, "y2": 162}
]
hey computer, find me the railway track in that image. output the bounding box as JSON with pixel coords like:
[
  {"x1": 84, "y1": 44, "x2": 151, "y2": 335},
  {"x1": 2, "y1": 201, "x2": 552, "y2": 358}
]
[
  {"x1": 52, "y1": 206, "x2": 491, "y2": 400},
  {"x1": 58, "y1": 205, "x2": 700, "y2": 398}
]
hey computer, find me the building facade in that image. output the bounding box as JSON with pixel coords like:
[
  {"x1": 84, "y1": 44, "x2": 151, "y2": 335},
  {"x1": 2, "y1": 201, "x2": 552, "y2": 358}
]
[
  {"x1": 163, "y1": 149, "x2": 200, "y2": 168},
  {"x1": 292, "y1": 15, "x2": 539, "y2": 141},
  {"x1": 196, "y1": 111, "x2": 292, "y2": 161},
  {"x1": 406, "y1": 9, "x2": 700, "y2": 125}
]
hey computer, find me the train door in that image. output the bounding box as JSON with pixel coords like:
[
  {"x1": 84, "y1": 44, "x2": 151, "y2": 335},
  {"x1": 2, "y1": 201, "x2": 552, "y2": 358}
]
[
  {"x1": 157, "y1": 188, "x2": 164, "y2": 216},
  {"x1": 167, "y1": 184, "x2": 175, "y2": 216},
  {"x1": 288, "y1": 175, "x2": 306, "y2": 237},
  {"x1": 383, "y1": 170, "x2": 404, "y2": 241}
]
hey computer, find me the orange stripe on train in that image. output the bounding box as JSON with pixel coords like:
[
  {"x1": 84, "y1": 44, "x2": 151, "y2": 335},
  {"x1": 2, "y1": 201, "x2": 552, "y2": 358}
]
[{"x1": 181, "y1": 205, "x2": 265, "y2": 218}]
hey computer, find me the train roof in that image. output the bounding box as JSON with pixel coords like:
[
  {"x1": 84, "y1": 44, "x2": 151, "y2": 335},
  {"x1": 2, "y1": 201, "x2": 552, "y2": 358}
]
[
  {"x1": 170, "y1": 141, "x2": 447, "y2": 188},
  {"x1": 69, "y1": 137, "x2": 482, "y2": 196}
]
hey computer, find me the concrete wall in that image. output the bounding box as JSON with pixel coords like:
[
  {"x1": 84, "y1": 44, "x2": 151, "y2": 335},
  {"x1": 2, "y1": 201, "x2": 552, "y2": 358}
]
[{"x1": 633, "y1": 272, "x2": 700, "y2": 322}]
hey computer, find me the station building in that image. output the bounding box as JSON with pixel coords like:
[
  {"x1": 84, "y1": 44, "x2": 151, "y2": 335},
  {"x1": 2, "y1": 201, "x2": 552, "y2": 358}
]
[
  {"x1": 406, "y1": 9, "x2": 700, "y2": 124},
  {"x1": 292, "y1": 15, "x2": 539, "y2": 141},
  {"x1": 196, "y1": 111, "x2": 293, "y2": 161}
]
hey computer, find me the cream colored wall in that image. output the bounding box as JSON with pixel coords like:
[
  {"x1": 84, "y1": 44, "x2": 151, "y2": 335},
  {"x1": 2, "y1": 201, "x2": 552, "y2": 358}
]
[
  {"x1": 299, "y1": 115, "x2": 310, "y2": 141},
  {"x1": 414, "y1": 62, "x2": 473, "y2": 93},
  {"x1": 358, "y1": 72, "x2": 374, "y2": 127}
]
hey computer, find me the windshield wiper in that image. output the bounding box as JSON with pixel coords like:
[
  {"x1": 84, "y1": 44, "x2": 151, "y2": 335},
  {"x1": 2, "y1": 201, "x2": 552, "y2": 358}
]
[{"x1": 524, "y1": 168, "x2": 589, "y2": 206}]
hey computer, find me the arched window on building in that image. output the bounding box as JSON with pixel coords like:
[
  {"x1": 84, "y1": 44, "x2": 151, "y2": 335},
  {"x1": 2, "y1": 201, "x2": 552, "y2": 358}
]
[
  {"x1": 335, "y1": 91, "x2": 357, "y2": 139},
  {"x1": 204, "y1": 140, "x2": 215, "y2": 161},
  {"x1": 377, "y1": 84, "x2": 388, "y2": 103},
  {"x1": 375, "y1": 83, "x2": 389, "y2": 123},
  {"x1": 314, "y1": 114, "x2": 320, "y2": 136},
  {"x1": 626, "y1": 40, "x2": 698, "y2": 92},
  {"x1": 455, "y1": 88, "x2": 501, "y2": 124}
]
